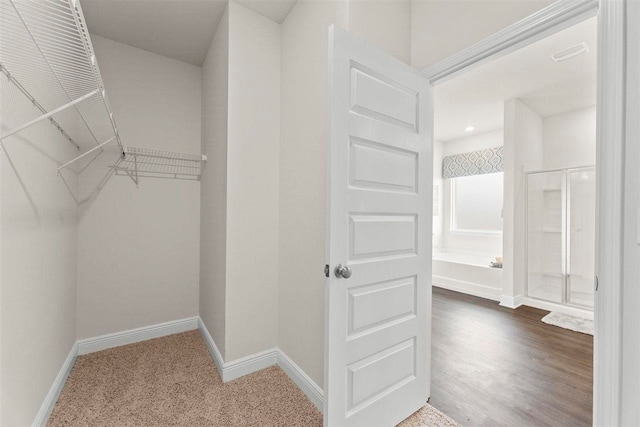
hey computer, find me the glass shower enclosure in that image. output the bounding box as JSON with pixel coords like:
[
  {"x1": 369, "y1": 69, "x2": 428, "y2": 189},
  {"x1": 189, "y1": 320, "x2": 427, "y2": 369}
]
[{"x1": 526, "y1": 166, "x2": 596, "y2": 309}]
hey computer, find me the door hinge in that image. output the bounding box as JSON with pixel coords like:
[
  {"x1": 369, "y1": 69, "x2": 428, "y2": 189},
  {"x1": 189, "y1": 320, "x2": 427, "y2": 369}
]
[
  {"x1": 595, "y1": 275, "x2": 599, "y2": 291},
  {"x1": 324, "y1": 264, "x2": 330, "y2": 278}
]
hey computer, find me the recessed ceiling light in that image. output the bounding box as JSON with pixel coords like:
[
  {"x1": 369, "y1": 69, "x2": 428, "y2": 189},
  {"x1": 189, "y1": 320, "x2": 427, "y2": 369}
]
[
  {"x1": 465, "y1": 126, "x2": 475, "y2": 132},
  {"x1": 551, "y1": 42, "x2": 589, "y2": 63}
]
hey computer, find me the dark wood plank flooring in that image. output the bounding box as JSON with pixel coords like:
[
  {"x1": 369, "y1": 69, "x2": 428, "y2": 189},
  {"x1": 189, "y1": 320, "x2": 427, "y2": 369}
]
[{"x1": 430, "y1": 287, "x2": 593, "y2": 427}]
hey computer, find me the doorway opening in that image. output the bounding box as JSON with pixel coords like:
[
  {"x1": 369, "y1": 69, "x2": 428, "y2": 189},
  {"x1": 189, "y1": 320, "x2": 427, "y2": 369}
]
[{"x1": 429, "y1": 16, "x2": 597, "y2": 426}]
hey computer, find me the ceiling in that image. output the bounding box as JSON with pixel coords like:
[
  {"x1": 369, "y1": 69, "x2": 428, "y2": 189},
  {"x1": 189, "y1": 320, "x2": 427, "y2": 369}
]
[
  {"x1": 234, "y1": 0, "x2": 297, "y2": 23},
  {"x1": 80, "y1": 0, "x2": 297, "y2": 66},
  {"x1": 434, "y1": 17, "x2": 597, "y2": 142}
]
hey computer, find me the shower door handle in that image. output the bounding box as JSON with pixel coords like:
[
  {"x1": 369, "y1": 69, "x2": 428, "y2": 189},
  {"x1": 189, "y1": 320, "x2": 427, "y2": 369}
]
[{"x1": 334, "y1": 264, "x2": 352, "y2": 279}]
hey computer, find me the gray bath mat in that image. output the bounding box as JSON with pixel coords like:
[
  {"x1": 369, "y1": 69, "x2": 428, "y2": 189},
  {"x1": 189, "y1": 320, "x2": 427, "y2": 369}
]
[{"x1": 542, "y1": 312, "x2": 594, "y2": 335}]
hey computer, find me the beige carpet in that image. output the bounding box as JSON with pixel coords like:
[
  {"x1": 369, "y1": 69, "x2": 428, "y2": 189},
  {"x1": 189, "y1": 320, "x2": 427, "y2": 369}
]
[{"x1": 48, "y1": 331, "x2": 459, "y2": 426}]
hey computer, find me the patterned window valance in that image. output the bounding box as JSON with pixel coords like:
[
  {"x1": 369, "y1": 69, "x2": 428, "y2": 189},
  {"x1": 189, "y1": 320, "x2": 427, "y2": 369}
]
[{"x1": 443, "y1": 146, "x2": 504, "y2": 178}]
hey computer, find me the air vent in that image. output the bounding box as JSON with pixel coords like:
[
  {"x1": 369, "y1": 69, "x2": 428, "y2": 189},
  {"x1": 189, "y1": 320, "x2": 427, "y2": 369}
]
[{"x1": 551, "y1": 42, "x2": 589, "y2": 63}]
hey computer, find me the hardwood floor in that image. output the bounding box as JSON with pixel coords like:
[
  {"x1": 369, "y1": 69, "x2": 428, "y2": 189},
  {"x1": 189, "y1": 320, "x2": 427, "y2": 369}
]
[{"x1": 430, "y1": 287, "x2": 593, "y2": 427}]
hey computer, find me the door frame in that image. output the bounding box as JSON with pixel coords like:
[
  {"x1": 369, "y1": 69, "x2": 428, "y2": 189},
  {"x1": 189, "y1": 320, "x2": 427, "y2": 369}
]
[{"x1": 422, "y1": 0, "x2": 625, "y2": 425}]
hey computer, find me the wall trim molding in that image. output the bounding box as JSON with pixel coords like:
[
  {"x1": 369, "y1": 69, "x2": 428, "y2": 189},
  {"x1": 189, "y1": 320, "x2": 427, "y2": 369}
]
[
  {"x1": 594, "y1": 0, "x2": 626, "y2": 424},
  {"x1": 197, "y1": 318, "x2": 323, "y2": 411},
  {"x1": 499, "y1": 294, "x2": 524, "y2": 309},
  {"x1": 77, "y1": 317, "x2": 199, "y2": 355},
  {"x1": 423, "y1": 0, "x2": 599, "y2": 84},
  {"x1": 224, "y1": 348, "x2": 279, "y2": 382},
  {"x1": 433, "y1": 275, "x2": 501, "y2": 302},
  {"x1": 36, "y1": 318, "x2": 324, "y2": 425},
  {"x1": 198, "y1": 319, "x2": 277, "y2": 383},
  {"x1": 39, "y1": 317, "x2": 313, "y2": 426},
  {"x1": 197, "y1": 317, "x2": 226, "y2": 377},
  {"x1": 277, "y1": 350, "x2": 324, "y2": 411},
  {"x1": 32, "y1": 342, "x2": 78, "y2": 427}
]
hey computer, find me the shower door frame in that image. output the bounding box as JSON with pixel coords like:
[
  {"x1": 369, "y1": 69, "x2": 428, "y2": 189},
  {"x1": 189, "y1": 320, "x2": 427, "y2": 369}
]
[{"x1": 524, "y1": 165, "x2": 596, "y2": 310}]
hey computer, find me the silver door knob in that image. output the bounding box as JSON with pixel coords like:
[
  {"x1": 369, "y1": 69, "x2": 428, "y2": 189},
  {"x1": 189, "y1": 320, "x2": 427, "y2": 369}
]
[{"x1": 334, "y1": 264, "x2": 352, "y2": 279}]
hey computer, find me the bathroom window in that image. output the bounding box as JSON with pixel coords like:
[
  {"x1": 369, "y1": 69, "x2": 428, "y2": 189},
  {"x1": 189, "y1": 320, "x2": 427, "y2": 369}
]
[{"x1": 451, "y1": 172, "x2": 503, "y2": 234}]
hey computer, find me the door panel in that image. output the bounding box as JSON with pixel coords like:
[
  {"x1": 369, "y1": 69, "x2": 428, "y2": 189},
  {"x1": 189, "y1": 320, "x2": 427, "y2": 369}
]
[
  {"x1": 350, "y1": 65, "x2": 419, "y2": 129},
  {"x1": 325, "y1": 26, "x2": 433, "y2": 427},
  {"x1": 349, "y1": 138, "x2": 418, "y2": 193},
  {"x1": 348, "y1": 276, "x2": 417, "y2": 336},
  {"x1": 349, "y1": 214, "x2": 417, "y2": 261},
  {"x1": 347, "y1": 338, "x2": 417, "y2": 412}
]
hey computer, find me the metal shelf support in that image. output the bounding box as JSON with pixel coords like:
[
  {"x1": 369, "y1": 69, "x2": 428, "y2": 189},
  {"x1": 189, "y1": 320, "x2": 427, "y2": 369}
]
[
  {"x1": 0, "y1": 88, "x2": 99, "y2": 142},
  {"x1": 57, "y1": 136, "x2": 116, "y2": 174},
  {"x1": 0, "y1": 63, "x2": 80, "y2": 149}
]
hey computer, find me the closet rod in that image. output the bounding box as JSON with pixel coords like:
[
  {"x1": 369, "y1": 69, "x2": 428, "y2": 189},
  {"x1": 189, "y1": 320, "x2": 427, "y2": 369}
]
[
  {"x1": 57, "y1": 136, "x2": 116, "y2": 173},
  {"x1": 0, "y1": 87, "x2": 99, "y2": 141},
  {"x1": 0, "y1": 63, "x2": 80, "y2": 149}
]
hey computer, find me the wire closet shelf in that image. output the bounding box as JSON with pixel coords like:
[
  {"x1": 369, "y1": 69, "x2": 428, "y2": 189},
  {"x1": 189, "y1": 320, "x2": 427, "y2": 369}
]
[
  {"x1": 117, "y1": 147, "x2": 207, "y2": 183},
  {"x1": 0, "y1": 0, "x2": 206, "y2": 180}
]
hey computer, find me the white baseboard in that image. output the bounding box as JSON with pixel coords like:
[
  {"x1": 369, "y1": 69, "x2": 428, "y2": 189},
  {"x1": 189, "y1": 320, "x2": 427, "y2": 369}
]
[
  {"x1": 433, "y1": 275, "x2": 501, "y2": 301},
  {"x1": 77, "y1": 317, "x2": 199, "y2": 355},
  {"x1": 197, "y1": 318, "x2": 278, "y2": 382},
  {"x1": 277, "y1": 350, "x2": 324, "y2": 411},
  {"x1": 499, "y1": 294, "x2": 524, "y2": 309},
  {"x1": 35, "y1": 317, "x2": 200, "y2": 426},
  {"x1": 197, "y1": 317, "x2": 225, "y2": 377},
  {"x1": 36, "y1": 317, "x2": 321, "y2": 427},
  {"x1": 32, "y1": 342, "x2": 78, "y2": 427},
  {"x1": 197, "y1": 317, "x2": 324, "y2": 411},
  {"x1": 225, "y1": 348, "x2": 279, "y2": 382}
]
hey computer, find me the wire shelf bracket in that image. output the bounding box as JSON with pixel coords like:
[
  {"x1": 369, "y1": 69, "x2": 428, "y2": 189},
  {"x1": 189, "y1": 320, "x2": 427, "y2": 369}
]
[
  {"x1": 0, "y1": 63, "x2": 80, "y2": 149},
  {"x1": 0, "y1": 87, "x2": 99, "y2": 141},
  {"x1": 57, "y1": 136, "x2": 117, "y2": 174},
  {"x1": 0, "y1": 0, "x2": 124, "y2": 156}
]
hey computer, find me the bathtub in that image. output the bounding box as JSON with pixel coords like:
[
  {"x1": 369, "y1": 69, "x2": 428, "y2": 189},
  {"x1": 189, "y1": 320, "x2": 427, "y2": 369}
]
[{"x1": 432, "y1": 250, "x2": 503, "y2": 301}]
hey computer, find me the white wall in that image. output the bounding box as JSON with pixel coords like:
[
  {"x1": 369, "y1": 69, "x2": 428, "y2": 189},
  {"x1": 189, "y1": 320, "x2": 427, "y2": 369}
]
[
  {"x1": 279, "y1": 0, "x2": 349, "y2": 389},
  {"x1": 502, "y1": 99, "x2": 543, "y2": 304},
  {"x1": 543, "y1": 105, "x2": 596, "y2": 170},
  {"x1": 200, "y1": 5, "x2": 229, "y2": 360},
  {"x1": 0, "y1": 66, "x2": 78, "y2": 426},
  {"x1": 348, "y1": 0, "x2": 412, "y2": 64},
  {"x1": 276, "y1": 0, "x2": 417, "y2": 389},
  {"x1": 438, "y1": 129, "x2": 503, "y2": 256},
  {"x1": 77, "y1": 35, "x2": 202, "y2": 339},
  {"x1": 410, "y1": 0, "x2": 554, "y2": 70},
  {"x1": 200, "y1": 3, "x2": 281, "y2": 362},
  {"x1": 225, "y1": 2, "x2": 281, "y2": 361}
]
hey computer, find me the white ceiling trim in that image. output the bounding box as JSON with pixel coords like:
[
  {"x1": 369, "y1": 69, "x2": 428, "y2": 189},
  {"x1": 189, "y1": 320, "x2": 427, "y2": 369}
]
[{"x1": 423, "y1": 0, "x2": 599, "y2": 85}]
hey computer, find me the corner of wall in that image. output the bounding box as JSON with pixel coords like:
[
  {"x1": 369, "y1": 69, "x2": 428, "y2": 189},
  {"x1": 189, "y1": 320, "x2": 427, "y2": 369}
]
[
  {"x1": 224, "y1": 0, "x2": 281, "y2": 362},
  {"x1": 502, "y1": 99, "x2": 543, "y2": 301},
  {"x1": 200, "y1": 2, "x2": 230, "y2": 361},
  {"x1": 278, "y1": 0, "x2": 352, "y2": 391}
]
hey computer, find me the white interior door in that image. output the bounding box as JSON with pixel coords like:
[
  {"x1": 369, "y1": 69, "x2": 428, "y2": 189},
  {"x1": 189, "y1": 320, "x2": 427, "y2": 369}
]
[{"x1": 324, "y1": 26, "x2": 433, "y2": 427}]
